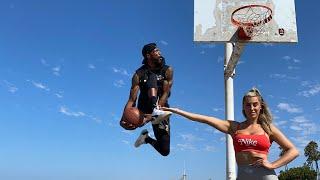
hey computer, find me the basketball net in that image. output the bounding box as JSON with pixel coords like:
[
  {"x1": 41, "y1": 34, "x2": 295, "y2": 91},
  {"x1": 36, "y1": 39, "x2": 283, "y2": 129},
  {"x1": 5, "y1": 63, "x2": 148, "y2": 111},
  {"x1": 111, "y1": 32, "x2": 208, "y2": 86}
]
[{"x1": 231, "y1": 5, "x2": 273, "y2": 40}]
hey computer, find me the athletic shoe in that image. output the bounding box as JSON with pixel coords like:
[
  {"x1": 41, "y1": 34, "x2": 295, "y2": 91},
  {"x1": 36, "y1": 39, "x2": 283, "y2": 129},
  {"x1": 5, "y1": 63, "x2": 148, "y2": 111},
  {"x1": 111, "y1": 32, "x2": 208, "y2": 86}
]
[
  {"x1": 134, "y1": 129, "x2": 148, "y2": 148},
  {"x1": 151, "y1": 107, "x2": 172, "y2": 124}
]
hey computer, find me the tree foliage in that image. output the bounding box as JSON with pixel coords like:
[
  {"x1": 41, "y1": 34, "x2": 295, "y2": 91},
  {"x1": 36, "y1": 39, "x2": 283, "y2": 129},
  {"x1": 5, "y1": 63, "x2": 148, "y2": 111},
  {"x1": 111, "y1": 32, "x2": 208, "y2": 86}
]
[
  {"x1": 278, "y1": 165, "x2": 317, "y2": 180},
  {"x1": 304, "y1": 141, "x2": 320, "y2": 173}
]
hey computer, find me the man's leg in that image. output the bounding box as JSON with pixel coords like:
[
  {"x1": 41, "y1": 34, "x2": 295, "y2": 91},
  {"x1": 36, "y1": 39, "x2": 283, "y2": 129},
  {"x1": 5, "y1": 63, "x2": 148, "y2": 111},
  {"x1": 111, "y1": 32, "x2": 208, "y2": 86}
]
[
  {"x1": 144, "y1": 119, "x2": 170, "y2": 156},
  {"x1": 134, "y1": 122, "x2": 170, "y2": 156}
]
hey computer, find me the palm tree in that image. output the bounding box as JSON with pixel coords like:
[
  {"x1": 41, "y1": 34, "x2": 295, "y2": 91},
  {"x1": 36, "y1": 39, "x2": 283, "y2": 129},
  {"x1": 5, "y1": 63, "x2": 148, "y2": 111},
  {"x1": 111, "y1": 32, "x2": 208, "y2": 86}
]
[
  {"x1": 279, "y1": 146, "x2": 288, "y2": 171},
  {"x1": 304, "y1": 141, "x2": 319, "y2": 174}
]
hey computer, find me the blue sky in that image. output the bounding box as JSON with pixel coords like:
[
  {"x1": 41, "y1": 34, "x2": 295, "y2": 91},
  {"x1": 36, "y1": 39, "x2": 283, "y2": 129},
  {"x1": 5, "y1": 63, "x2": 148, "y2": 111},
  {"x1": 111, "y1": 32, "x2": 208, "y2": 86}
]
[{"x1": 0, "y1": 0, "x2": 319, "y2": 180}]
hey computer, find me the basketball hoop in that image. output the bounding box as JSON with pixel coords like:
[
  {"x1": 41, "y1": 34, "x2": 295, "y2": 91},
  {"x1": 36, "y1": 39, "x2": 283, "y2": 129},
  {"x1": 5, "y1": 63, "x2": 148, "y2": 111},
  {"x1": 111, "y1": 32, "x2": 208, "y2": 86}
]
[{"x1": 231, "y1": 5, "x2": 273, "y2": 40}]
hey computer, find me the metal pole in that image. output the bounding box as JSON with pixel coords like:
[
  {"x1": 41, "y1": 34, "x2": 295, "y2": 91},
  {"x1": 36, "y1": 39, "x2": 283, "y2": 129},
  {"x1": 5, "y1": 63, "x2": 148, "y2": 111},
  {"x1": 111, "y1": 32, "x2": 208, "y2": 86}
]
[
  {"x1": 183, "y1": 161, "x2": 187, "y2": 180},
  {"x1": 224, "y1": 43, "x2": 237, "y2": 180}
]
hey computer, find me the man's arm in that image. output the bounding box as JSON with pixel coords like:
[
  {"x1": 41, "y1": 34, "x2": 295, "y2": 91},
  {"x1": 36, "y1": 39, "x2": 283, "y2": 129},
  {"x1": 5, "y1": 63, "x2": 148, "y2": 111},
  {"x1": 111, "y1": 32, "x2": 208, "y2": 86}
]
[
  {"x1": 125, "y1": 73, "x2": 140, "y2": 109},
  {"x1": 120, "y1": 73, "x2": 140, "y2": 130},
  {"x1": 158, "y1": 66, "x2": 173, "y2": 107}
]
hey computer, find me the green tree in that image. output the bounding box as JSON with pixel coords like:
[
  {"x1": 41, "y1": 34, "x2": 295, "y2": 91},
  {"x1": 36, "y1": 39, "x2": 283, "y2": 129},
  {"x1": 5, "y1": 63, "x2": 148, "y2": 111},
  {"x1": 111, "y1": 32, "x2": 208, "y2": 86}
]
[
  {"x1": 304, "y1": 141, "x2": 320, "y2": 174},
  {"x1": 278, "y1": 165, "x2": 317, "y2": 180}
]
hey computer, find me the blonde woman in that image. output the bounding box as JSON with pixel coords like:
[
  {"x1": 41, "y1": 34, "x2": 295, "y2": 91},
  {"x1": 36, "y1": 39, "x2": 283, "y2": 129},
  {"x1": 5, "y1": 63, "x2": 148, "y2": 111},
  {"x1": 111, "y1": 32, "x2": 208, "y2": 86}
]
[{"x1": 162, "y1": 88, "x2": 299, "y2": 180}]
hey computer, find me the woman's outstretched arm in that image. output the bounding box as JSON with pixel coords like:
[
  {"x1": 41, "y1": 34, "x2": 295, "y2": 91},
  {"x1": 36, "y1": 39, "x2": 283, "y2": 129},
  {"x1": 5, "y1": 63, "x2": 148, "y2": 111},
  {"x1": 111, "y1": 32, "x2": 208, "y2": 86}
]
[{"x1": 162, "y1": 107, "x2": 235, "y2": 134}]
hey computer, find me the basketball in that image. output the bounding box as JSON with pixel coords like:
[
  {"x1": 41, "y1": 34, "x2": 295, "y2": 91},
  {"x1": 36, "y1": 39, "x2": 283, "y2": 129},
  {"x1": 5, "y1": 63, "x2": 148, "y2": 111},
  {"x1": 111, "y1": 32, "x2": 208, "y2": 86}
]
[{"x1": 123, "y1": 107, "x2": 143, "y2": 127}]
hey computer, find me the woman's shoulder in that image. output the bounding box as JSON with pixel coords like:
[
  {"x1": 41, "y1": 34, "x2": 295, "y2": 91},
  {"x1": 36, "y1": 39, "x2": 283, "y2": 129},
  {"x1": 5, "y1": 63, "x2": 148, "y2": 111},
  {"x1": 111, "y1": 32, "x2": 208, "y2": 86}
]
[
  {"x1": 266, "y1": 123, "x2": 284, "y2": 142},
  {"x1": 226, "y1": 120, "x2": 241, "y2": 127},
  {"x1": 229, "y1": 120, "x2": 246, "y2": 127},
  {"x1": 268, "y1": 123, "x2": 280, "y2": 135},
  {"x1": 227, "y1": 120, "x2": 242, "y2": 135}
]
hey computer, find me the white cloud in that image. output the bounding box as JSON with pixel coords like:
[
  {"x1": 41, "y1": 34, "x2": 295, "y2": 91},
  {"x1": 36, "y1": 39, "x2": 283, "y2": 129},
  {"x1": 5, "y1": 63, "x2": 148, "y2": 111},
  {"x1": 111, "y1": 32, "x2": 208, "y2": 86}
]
[
  {"x1": 87, "y1": 115, "x2": 103, "y2": 124},
  {"x1": 291, "y1": 116, "x2": 308, "y2": 123},
  {"x1": 52, "y1": 66, "x2": 61, "y2": 76},
  {"x1": 204, "y1": 145, "x2": 216, "y2": 152},
  {"x1": 212, "y1": 107, "x2": 223, "y2": 112},
  {"x1": 1, "y1": 80, "x2": 18, "y2": 93},
  {"x1": 28, "y1": 80, "x2": 50, "y2": 91},
  {"x1": 292, "y1": 136, "x2": 312, "y2": 148},
  {"x1": 59, "y1": 106, "x2": 86, "y2": 117},
  {"x1": 273, "y1": 115, "x2": 279, "y2": 119},
  {"x1": 41, "y1": 58, "x2": 49, "y2": 66},
  {"x1": 113, "y1": 80, "x2": 125, "y2": 88},
  {"x1": 88, "y1": 64, "x2": 96, "y2": 69},
  {"x1": 121, "y1": 130, "x2": 133, "y2": 135},
  {"x1": 112, "y1": 67, "x2": 130, "y2": 76},
  {"x1": 217, "y1": 56, "x2": 223, "y2": 63},
  {"x1": 288, "y1": 66, "x2": 300, "y2": 70},
  {"x1": 301, "y1": 81, "x2": 310, "y2": 86},
  {"x1": 40, "y1": 59, "x2": 63, "y2": 76},
  {"x1": 92, "y1": 117, "x2": 102, "y2": 123},
  {"x1": 55, "y1": 93, "x2": 63, "y2": 98},
  {"x1": 59, "y1": 106, "x2": 103, "y2": 125},
  {"x1": 282, "y1": 56, "x2": 291, "y2": 60},
  {"x1": 214, "y1": 129, "x2": 221, "y2": 134},
  {"x1": 274, "y1": 120, "x2": 287, "y2": 127},
  {"x1": 292, "y1": 58, "x2": 301, "y2": 63},
  {"x1": 282, "y1": 56, "x2": 300, "y2": 63},
  {"x1": 203, "y1": 44, "x2": 216, "y2": 48},
  {"x1": 204, "y1": 127, "x2": 221, "y2": 134},
  {"x1": 204, "y1": 127, "x2": 213, "y2": 132},
  {"x1": 238, "y1": 60, "x2": 245, "y2": 65},
  {"x1": 289, "y1": 125, "x2": 303, "y2": 131},
  {"x1": 298, "y1": 83, "x2": 320, "y2": 97},
  {"x1": 160, "y1": 40, "x2": 168, "y2": 45},
  {"x1": 277, "y1": 103, "x2": 302, "y2": 113},
  {"x1": 268, "y1": 94, "x2": 275, "y2": 98},
  {"x1": 180, "y1": 133, "x2": 203, "y2": 142},
  {"x1": 269, "y1": 74, "x2": 284, "y2": 79},
  {"x1": 121, "y1": 140, "x2": 130, "y2": 145},
  {"x1": 8, "y1": 86, "x2": 18, "y2": 93},
  {"x1": 299, "y1": 124, "x2": 318, "y2": 135},
  {"x1": 269, "y1": 73, "x2": 299, "y2": 80},
  {"x1": 282, "y1": 56, "x2": 301, "y2": 70},
  {"x1": 220, "y1": 136, "x2": 226, "y2": 142},
  {"x1": 289, "y1": 116, "x2": 319, "y2": 135},
  {"x1": 176, "y1": 143, "x2": 197, "y2": 151}
]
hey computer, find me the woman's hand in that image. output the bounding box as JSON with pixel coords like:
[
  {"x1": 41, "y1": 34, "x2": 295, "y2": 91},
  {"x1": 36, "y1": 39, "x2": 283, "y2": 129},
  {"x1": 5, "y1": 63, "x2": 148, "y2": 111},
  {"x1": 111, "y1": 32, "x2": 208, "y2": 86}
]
[
  {"x1": 251, "y1": 158, "x2": 275, "y2": 170},
  {"x1": 160, "y1": 107, "x2": 179, "y2": 113}
]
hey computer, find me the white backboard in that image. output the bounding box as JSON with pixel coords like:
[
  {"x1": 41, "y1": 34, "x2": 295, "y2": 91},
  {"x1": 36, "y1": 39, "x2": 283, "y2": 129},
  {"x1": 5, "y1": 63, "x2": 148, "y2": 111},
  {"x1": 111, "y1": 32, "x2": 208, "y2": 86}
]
[{"x1": 194, "y1": 0, "x2": 298, "y2": 43}]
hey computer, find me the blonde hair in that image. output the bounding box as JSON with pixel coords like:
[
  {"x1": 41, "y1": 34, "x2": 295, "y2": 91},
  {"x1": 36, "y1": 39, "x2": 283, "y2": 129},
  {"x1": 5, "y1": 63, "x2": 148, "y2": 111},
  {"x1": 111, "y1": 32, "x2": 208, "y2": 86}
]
[{"x1": 242, "y1": 87, "x2": 273, "y2": 134}]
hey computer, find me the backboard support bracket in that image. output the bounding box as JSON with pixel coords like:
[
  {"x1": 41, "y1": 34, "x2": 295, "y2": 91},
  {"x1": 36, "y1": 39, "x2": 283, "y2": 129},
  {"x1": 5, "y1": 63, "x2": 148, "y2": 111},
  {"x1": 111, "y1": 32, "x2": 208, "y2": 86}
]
[{"x1": 224, "y1": 43, "x2": 246, "y2": 79}]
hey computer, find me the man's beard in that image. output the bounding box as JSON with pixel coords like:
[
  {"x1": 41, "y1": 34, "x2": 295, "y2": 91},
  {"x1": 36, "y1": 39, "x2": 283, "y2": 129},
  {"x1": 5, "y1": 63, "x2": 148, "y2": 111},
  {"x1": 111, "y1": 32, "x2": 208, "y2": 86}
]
[{"x1": 152, "y1": 57, "x2": 163, "y2": 68}]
